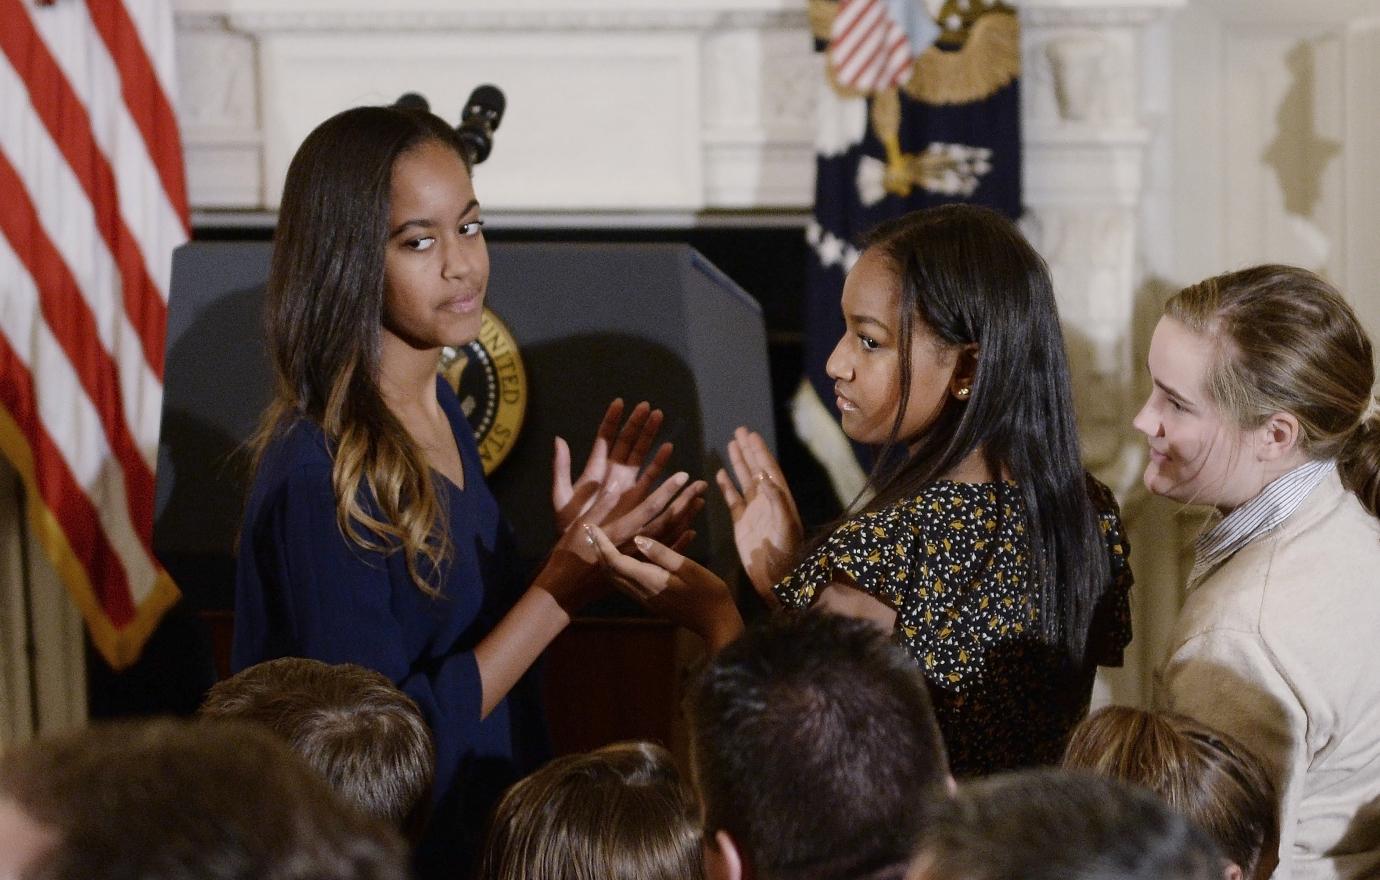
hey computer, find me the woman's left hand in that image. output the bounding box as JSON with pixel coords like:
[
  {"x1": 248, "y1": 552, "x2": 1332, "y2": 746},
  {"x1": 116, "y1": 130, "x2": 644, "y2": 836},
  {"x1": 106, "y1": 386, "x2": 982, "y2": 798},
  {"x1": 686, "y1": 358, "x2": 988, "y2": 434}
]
[
  {"x1": 537, "y1": 468, "x2": 701, "y2": 613},
  {"x1": 587, "y1": 526, "x2": 744, "y2": 652},
  {"x1": 717, "y1": 427, "x2": 803, "y2": 603},
  {"x1": 552, "y1": 398, "x2": 674, "y2": 534}
]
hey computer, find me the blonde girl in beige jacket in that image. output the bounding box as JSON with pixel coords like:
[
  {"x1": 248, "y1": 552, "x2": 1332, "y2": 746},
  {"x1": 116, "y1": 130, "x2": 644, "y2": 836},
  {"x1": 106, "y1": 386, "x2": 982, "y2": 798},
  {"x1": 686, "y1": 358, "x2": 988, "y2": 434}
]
[{"x1": 1133, "y1": 265, "x2": 1380, "y2": 880}]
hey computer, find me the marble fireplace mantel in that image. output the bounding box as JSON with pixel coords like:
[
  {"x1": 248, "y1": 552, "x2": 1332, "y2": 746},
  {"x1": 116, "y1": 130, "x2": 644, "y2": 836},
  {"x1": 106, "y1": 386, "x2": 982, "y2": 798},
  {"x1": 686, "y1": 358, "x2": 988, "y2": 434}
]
[{"x1": 173, "y1": 0, "x2": 1183, "y2": 488}]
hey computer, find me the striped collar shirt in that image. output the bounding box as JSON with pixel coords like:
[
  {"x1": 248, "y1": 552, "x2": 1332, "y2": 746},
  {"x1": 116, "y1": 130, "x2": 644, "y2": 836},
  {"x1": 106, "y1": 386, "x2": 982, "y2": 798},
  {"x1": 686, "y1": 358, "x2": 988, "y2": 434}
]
[{"x1": 1188, "y1": 459, "x2": 1336, "y2": 589}]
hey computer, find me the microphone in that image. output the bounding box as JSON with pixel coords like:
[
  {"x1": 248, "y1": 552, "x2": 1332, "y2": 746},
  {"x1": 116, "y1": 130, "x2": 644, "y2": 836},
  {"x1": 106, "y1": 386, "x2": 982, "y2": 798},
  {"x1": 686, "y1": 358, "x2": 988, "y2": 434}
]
[
  {"x1": 393, "y1": 92, "x2": 430, "y2": 112},
  {"x1": 456, "y1": 85, "x2": 505, "y2": 165}
]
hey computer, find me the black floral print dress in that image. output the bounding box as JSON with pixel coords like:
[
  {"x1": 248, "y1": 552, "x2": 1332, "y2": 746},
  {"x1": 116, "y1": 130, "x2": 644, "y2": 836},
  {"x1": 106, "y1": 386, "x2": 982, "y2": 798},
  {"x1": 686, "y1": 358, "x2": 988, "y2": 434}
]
[{"x1": 774, "y1": 477, "x2": 1132, "y2": 776}]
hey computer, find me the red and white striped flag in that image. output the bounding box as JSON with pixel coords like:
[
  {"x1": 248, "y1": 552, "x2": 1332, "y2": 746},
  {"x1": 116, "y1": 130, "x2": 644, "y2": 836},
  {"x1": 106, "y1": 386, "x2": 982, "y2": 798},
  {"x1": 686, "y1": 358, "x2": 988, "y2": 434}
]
[
  {"x1": 828, "y1": 0, "x2": 916, "y2": 93},
  {"x1": 1, "y1": 0, "x2": 187, "y2": 669}
]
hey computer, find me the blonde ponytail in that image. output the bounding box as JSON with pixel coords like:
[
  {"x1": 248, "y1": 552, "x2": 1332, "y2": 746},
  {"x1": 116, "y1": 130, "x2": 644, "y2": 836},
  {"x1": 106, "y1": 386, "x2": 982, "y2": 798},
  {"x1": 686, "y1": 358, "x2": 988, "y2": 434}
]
[
  {"x1": 1166, "y1": 265, "x2": 1379, "y2": 516},
  {"x1": 1340, "y1": 397, "x2": 1380, "y2": 517}
]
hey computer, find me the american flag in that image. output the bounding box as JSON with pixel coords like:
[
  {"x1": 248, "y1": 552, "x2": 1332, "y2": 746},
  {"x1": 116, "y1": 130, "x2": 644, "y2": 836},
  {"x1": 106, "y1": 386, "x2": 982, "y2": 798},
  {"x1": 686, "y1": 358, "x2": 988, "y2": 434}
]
[
  {"x1": 828, "y1": 0, "x2": 916, "y2": 93},
  {"x1": 0, "y1": 0, "x2": 186, "y2": 669}
]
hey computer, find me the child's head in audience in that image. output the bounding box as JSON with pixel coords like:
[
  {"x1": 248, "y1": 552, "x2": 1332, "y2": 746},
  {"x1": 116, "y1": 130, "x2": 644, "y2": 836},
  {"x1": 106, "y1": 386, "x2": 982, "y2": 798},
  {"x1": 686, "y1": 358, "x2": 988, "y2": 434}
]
[
  {"x1": 1062, "y1": 706, "x2": 1279, "y2": 880},
  {"x1": 909, "y1": 769, "x2": 1224, "y2": 880},
  {"x1": 201, "y1": 657, "x2": 434, "y2": 840},
  {"x1": 0, "y1": 717, "x2": 407, "y2": 880},
  {"x1": 476, "y1": 740, "x2": 701, "y2": 880},
  {"x1": 689, "y1": 611, "x2": 951, "y2": 880}
]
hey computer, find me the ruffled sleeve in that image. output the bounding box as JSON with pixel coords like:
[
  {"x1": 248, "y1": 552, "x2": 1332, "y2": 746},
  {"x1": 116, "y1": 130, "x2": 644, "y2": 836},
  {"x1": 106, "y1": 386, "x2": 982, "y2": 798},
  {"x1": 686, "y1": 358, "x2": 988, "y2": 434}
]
[
  {"x1": 1086, "y1": 475, "x2": 1134, "y2": 667},
  {"x1": 772, "y1": 501, "x2": 923, "y2": 610}
]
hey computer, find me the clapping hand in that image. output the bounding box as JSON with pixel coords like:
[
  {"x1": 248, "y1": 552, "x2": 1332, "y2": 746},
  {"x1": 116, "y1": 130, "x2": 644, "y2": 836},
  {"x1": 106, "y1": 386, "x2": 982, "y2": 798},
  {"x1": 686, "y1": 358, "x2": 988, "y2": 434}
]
[
  {"x1": 553, "y1": 399, "x2": 669, "y2": 531},
  {"x1": 716, "y1": 427, "x2": 803, "y2": 605},
  {"x1": 552, "y1": 398, "x2": 706, "y2": 550},
  {"x1": 586, "y1": 525, "x2": 744, "y2": 652},
  {"x1": 539, "y1": 465, "x2": 704, "y2": 615}
]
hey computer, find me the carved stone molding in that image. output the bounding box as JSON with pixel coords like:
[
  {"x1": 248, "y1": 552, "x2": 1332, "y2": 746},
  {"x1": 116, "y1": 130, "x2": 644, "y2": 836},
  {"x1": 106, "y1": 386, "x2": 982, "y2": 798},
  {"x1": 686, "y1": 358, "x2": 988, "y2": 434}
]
[
  {"x1": 1018, "y1": 0, "x2": 1184, "y2": 503},
  {"x1": 1020, "y1": 0, "x2": 1181, "y2": 28},
  {"x1": 174, "y1": 0, "x2": 1184, "y2": 221},
  {"x1": 176, "y1": 1, "x2": 819, "y2": 212},
  {"x1": 175, "y1": 13, "x2": 261, "y2": 207},
  {"x1": 1024, "y1": 138, "x2": 1150, "y2": 210},
  {"x1": 701, "y1": 27, "x2": 817, "y2": 132},
  {"x1": 176, "y1": 18, "x2": 256, "y2": 128},
  {"x1": 224, "y1": 9, "x2": 808, "y2": 33},
  {"x1": 1024, "y1": 27, "x2": 1140, "y2": 127},
  {"x1": 1021, "y1": 204, "x2": 1137, "y2": 467}
]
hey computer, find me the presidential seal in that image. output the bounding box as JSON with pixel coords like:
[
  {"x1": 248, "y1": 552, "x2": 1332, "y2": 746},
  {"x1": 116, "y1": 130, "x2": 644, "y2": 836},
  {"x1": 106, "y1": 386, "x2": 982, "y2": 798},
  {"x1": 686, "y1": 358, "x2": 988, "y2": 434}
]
[{"x1": 438, "y1": 308, "x2": 527, "y2": 475}]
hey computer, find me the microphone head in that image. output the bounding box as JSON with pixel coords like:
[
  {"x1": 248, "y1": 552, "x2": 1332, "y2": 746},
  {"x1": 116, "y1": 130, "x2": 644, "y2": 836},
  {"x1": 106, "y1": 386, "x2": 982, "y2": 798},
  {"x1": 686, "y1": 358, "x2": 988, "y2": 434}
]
[
  {"x1": 457, "y1": 84, "x2": 505, "y2": 165},
  {"x1": 462, "y1": 85, "x2": 505, "y2": 130},
  {"x1": 393, "y1": 92, "x2": 430, "y2": 112}
]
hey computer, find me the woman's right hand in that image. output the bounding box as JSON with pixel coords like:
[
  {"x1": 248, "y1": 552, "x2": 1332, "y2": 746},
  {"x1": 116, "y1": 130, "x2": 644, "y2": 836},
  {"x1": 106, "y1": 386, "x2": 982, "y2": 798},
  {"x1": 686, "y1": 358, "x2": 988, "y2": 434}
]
[
  {"x1": 551, "y1": 399, "x2": 672, "y2": 535},
  {"x1": 716, "y1": 427, "x2": 803, "y2": 605}
]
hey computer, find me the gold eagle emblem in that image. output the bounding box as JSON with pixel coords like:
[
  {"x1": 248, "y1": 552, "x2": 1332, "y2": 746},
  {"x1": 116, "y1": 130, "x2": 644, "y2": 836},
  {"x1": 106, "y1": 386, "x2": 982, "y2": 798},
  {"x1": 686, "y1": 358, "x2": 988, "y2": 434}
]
[{"x1": 438, "y1": 308, "x2": 527, "y2": 475}]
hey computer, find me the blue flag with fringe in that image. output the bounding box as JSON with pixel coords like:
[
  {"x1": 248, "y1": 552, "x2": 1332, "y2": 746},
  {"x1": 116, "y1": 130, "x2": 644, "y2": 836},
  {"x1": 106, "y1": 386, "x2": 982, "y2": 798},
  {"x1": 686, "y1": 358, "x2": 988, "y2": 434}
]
[{"x1": 795, "y1": 0, "x2": 1022, "y2": 503}]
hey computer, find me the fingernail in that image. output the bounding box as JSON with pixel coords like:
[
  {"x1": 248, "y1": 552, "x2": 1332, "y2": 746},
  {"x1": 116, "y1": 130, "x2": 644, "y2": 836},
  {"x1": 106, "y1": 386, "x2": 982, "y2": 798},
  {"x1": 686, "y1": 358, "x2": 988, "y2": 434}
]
[
  {"x1": 674, "y1": 471, "x2": 689, "y2": 484},
  {"x1": 633, "y1": 536, "x2": 651, "y2": 551},
  {"x1": 583, "y1": 524, "x2": 596, "y2": 546}
]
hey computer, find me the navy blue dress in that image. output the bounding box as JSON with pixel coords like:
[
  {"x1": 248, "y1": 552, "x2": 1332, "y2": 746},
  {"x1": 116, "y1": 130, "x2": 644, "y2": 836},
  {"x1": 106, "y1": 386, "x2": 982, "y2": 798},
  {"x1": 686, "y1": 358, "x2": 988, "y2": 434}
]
[{"x1": 233, "y1": 377, "x2": 540, "y2": 874}]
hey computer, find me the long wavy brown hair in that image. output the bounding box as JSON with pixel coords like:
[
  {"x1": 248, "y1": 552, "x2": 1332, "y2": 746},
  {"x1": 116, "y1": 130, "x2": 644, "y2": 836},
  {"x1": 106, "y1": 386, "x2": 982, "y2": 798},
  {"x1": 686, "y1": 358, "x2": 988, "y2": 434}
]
[{"x1": 250, "y1": 105, "x2": 473, "y2": 597}]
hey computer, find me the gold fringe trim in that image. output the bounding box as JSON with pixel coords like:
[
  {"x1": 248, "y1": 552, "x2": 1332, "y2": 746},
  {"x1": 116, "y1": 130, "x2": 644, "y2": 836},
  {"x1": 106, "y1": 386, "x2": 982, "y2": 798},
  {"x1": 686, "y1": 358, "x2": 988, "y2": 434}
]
[
  {"x1": 904, "y1": 11, "x2": 1020, "y2": 106},
  {"x1": 825, "y1": 61, "x2": 869, "y2": 101},
  {"x1": 0, "y1": 405, "x2": 181, "y2": 671},
  {"x1": 808, "y1": 0, "x2": 836, "y2": 42},
  {"x1": 870, "y1": 88, "x2": 914, "y2": 197},
  {"x1": 871, "y1": 86, "x2": 902, "y2": 146},
  {"x1": 790, "y1": 378, "x2": 869, "y2": 508}
]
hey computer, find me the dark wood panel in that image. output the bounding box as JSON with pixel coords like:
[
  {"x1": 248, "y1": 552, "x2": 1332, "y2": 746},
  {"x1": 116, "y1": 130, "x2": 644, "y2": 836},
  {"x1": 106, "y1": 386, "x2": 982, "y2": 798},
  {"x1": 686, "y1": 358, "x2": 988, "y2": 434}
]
[
  {"x1": 199, "y1": 611, "x2": 691, "y2": 761},
  {"x1": 541, "y1": 618, "x2": 687, "y2": 759}
]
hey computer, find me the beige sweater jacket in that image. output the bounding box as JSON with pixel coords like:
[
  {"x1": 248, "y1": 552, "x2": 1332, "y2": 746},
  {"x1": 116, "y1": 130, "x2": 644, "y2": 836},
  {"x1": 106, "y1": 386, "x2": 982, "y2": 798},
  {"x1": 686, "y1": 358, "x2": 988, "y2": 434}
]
[{"x1": 1157, "y1": 472, "x2": 1380, "y2": 880}]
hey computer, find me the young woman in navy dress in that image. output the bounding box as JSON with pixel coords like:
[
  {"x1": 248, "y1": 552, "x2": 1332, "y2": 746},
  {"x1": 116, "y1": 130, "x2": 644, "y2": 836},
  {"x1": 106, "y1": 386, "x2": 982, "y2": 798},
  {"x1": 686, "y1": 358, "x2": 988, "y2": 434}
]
[{"x1": 233, "y1": 105, "x2": 702, "y2": 874}]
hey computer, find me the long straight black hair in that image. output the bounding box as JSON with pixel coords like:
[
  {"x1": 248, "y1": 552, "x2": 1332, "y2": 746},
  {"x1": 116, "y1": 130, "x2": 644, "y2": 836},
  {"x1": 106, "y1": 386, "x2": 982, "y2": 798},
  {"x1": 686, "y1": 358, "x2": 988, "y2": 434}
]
[{"x1": 851, "y1": 204, "x2": 1110, "y2": 667}]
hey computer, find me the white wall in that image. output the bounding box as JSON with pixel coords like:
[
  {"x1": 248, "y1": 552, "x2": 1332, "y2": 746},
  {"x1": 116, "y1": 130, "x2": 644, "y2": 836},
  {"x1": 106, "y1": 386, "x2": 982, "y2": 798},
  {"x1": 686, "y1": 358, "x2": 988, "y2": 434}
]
[{"x1": 1169, "y1": 0, "x2": 1380, "y2": 337}]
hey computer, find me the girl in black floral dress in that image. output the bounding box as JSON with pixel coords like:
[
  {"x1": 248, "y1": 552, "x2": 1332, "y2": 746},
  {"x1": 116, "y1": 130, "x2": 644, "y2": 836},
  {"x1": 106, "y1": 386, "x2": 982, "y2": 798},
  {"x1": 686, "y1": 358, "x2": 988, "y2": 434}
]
[{"x1": 591, "y1": 204, "x2": 1132, "y2": 776}]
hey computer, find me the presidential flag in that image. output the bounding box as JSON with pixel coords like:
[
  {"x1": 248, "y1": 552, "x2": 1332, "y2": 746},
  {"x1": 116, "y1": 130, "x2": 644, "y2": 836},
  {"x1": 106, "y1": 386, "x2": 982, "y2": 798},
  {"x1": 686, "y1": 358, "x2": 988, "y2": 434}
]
[
  {"x1": 796, "y1": 0, "x2": 1021, "y2": 503},
  {"x1": 0, "y1": 0, "x2": 186, "y2": 669}
]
